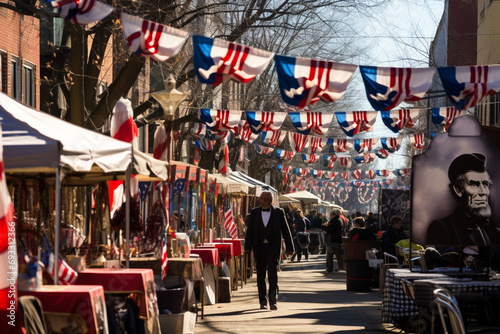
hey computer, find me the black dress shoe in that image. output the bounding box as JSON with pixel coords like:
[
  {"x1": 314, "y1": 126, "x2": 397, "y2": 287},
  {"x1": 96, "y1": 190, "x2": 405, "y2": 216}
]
[
  {"x1": 260, "y1": 304, "x2": 267, "y2": 310},
  {"x1": 270, "y1": 304, "x2": 278, "y2": 310}
]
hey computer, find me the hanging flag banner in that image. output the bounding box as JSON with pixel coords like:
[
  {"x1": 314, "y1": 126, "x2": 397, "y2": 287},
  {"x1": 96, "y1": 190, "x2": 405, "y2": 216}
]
[
  {"x1": 438, "y1": 65, "x2": 500, "y2": 110},
  {"x1": 288, "y1": 132, "x2": 309, "y2": 153},
  {"x1": 245, "y1": 111, "x2": 286, "y2": 133},
  {"x1": 309, "y1": 136, "x2": 325, "y2": 155},
  {"x1": 49, "y1": 0, "x2": 114, "y2": 25},
  {"x1": 200, "y1": 109, "x2": 242, "y2": 135},
  {"x1": 274, "y1": 55, "x2": 356, "y2": 108},
  {"x1": 360, "y1": 66, "x2": 435, "y2": 111},
  {"x1": 193, "y1": 35, "x2": 274, "y2": 86},
  {"x1": 335, "y1": 111, "x2": 377, "y2": 136},
  {"x1": 288, "y1": 111, "x2": 334, "y2": 135},
  {"x1": 121, "y1": 13, "x2": 189, "y2": 62},
  {"x1": 380, "y1": 137, "x2": 402, "y2": 152},
  {"x1": 381, "y1": 108, "x2": 420, "y2": 133},
  {"x1": 431, "y1": 107, "x2": 461, "y2": 132},
  {"x1": 261, "y1": 130, "x2": 286, "y2": 146},
  {"x1": 238, "y1": 121, "x2": 259, "y2": 143}
]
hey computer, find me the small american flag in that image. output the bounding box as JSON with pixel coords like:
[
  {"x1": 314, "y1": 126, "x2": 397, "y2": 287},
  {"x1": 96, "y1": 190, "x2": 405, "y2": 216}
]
[
  {"x1": 41, "y1": 235, "x2": 78, "y2": 285},
  {"x1": 161, "y1": 231, "x2": 168, "y2": 281},
  {"x1": 223, "y1": 197, "x2": 238, "y2": 239}
]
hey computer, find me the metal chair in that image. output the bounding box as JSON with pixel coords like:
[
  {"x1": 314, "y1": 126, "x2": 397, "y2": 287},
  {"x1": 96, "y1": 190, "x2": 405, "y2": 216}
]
[{"x1": 434, "y1": 289, "x2": 466, "y2": 334}]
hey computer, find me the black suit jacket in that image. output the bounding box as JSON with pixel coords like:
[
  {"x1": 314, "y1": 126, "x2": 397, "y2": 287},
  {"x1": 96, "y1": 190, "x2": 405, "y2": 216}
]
[
  {"x1": 426, "y1": 207, "x2": 500, "y2": 247},
  {"x1": 245, "y1": 205, "x2": 294, "y2": 260}
]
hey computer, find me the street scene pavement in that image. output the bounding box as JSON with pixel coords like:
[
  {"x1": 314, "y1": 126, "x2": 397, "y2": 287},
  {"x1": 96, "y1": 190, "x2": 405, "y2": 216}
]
[{"x1": 195, "y1": 253, "x2": 392, "y2": 333}]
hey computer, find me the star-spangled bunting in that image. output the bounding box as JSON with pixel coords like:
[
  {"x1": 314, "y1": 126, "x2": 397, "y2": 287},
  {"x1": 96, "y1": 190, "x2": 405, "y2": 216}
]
[
  {"x1": 380, "y1": 108, "x2": 419, "y2": 133},
  {"x1": 238, "y1": 121, "x2": 259, "y2": 143},
  {"x1": 335, "y1": 111, "x2": 377, "y2": 136},
  {"x1": 360, "y1": 66, "x2": 435, "y2": 111},
  {"x1": 438, "y1": 65, "x2": 500, "y2": 110},
  {"x1": 288, "y1": 111, "x2": 334, "y2": 135},
  {"x1": 121, "y1": 13, "x2": 189, "y2": 62},
  {"x1": 274, "y1": 55, "x2": 357, "y2": 108},
  {"x1": 380, "y1": 137, "x2": 402, "y2": 152},
  {"x1": 193, "y1": 35, "x2": 274, "y2": 86},
  {"x1": 245, "y1": 111, "x2": 286, "y2": 133},
  {"x1": 411, "y1": 133, "x2": 425, "y2": 150},
  {"x1": 309, "y1": 136, "x2": 325, "y2": 155},
  {"x1": 431, "y1": 107, "x2": 461, "y2": 132},
  {"x1": 49, "y1": 0, "x2": 114, "y2": 25}
]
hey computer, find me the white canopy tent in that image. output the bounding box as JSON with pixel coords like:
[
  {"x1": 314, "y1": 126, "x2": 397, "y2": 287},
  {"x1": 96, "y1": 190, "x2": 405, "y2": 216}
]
[
  {"x1": 228, "y1": 171, "x2": 277, "y2": 196},
  {"x1": 0, "y1": 93, "x2": 169, "y2": 280},
  {"x1": 285, "y1": 191, "x2": 322, "y2": 205},
  {"x1": 209, "y1": 174, "x2": 253, "y2": 195},
  {"x1": 279, "y1": 194, "x2": 300, "y2": 203}
]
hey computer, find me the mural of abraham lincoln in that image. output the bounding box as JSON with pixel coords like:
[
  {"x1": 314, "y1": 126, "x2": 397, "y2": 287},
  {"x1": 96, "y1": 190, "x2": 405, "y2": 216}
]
[{"x1": 411, "y1": 115, "x2": 500, "y2": 248}]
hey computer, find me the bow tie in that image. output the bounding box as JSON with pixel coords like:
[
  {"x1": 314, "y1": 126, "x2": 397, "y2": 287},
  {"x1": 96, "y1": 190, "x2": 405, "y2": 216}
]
[{"x1": 261, "y1": 208, "x2": 271, "y2": 212}]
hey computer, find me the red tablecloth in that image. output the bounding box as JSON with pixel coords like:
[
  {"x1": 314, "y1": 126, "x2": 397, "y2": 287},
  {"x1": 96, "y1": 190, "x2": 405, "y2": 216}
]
[
  {"x1": 221, "y1": 238, "x2": 243, "y2": 257},
  {"x1": 19, "y1": 285, "x2": 106, "y2": 334},
  {"x1": 201, "y1": 243, "x2": 234, "y2": 260},
  {"x1": 75, "y1": 268, "x2": 156, "y2": 319},
  {"x1": 191, "y1": 248, "x2": 220, "y2": 266}
]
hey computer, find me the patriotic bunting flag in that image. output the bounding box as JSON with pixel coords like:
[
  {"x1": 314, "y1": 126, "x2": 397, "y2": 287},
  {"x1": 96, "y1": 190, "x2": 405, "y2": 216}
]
[
  {"x1": 352, "y1": 170, "x2": 361, "y2": 180},
  {"x1": 200, "y1": 109, "x2": 242, "y2": 134},
  {"x1": 333, "y1": 138, "x2": 354, "y2": 153},
  {"x1": 354, "y1": 138, "x2": 378, "y2": 154},
  {"x1": 335, "y1": 111, "x2": 377, "y2": 136},
  {"x1": 253, "y1": 143, "x2": 274, "y2": 155},
  {"x1": 261, "y1": 130, "x2": 286, "y2": 146},
  {"x1": 238, "y1": 121, "x2": 259, "y2": 143},
  {"x1": 360, "y1": 66, "x2": 435, "y2": 111},
  {"x1": 121, "y1": 13, "x2": 189, "y2": 62},
  {"x1": 301, "y1": 154, "x2": 318, "y2": 164},
  {"x1": 411, "y1": 133, "x2": 425, "y2": 150},
  {"x1": 380, "y1": 137, "x2": 402, "y2": 152},
  {"x1": 325, "y1": 155, "x2": 337, "y2": 169},
  {"x1": 274, "y1": 55, "x2": 357, "y2": 108},
  {"x1": 288, "y1": 111, "x2": 334, "y2": 135},
  {"x1": 195, "y1": 139, "x2": 214, "y2": 151},
  {"x1": 367, "y1": 171, "x2": 376, "y2": 179},
  {"x1": 245, "y1": 111, "x2": 286, "y2": 133},
  {"x1": 153, "y1": 125, "x2": 168, "y2": 161},
  {"x1": 431, "y1": 107, "x2": 461, "y2": 131},
  {"x1": 276, "y1": 149, "x2": 295, "y2": 160},
  {"x1": 41, "y1": 235, "x2": 78, "y2": 285},
  {"x1": 218, "y1": 144, "x2": 230, "y2": 175},
  {"x1": 438, "y1": 65, "x2": 500, "y2": 110},
  {"x1": 342, "y1": 172, "x2": 349, "y2": 181},
  {"x1": 381, "y1": 108, "x2": 419, "y2": 133},
  {"x1": 340, "y1": 157, "x2": 351, "y2": 168},
  {"x1": 376, "y1": 149, "x2": 390, "y2": 159},
  {"x1": 193, "y1": 35, "x2": 274, "y2": 86},
  {"x1": 377, "y1": 170, "x2": 390, "y2": 177},
  {"x1": 288, "y1": 132, "x2": 309, "y2": 153},
  {"x1": 309, "y1": 136, "x2": 325, "y2": 155},
  {"x1": 49, "y1": 0, "x2": 114, "y2": 25}
]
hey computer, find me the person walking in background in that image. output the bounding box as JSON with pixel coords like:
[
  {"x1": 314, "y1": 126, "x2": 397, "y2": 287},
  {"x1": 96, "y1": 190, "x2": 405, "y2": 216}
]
[
  {"x1": 321, "y1": 209, "x2": 345, "y2": 272},
  {"x1": 382, "y1": 216, "x2": 407, "y2": 257},
  {"x1": 365, "y1": 211, "x2": 379, "y2": 237},
  {"x1": 291, "y1": 210, "x2": 310, "y2": 262},
  {"x1": 245, "y1": 191, "x2": 294, "y2": 310}
]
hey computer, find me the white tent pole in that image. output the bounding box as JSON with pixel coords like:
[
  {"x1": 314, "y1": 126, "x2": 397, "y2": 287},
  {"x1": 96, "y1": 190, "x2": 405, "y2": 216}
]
[
  {"x1": 125, "y1": 163, "x2": 131, "y2": 269},
  {"x1": 54, "y1": 166, "x2": 61, "y2": 285}
]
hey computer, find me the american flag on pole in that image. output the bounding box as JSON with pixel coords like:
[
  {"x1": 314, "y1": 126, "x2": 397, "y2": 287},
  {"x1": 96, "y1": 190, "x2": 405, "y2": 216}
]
[
  {"x1": 41, "y1": 235, "x2": 78, "y2": 285},
  {"x1": 121, "y1": 13, "x2": 189, "y2": 62},
  {"x1": 193, "y1": 35, "x2": 274, "y2": 86},
  {"x1": 0, "y1": 123, "x2": 15, "y2": 324},
  {"x1": 222, "y1": 197, "x2": 238, "y2": 239},
  {"x1": 161, "y1": 231, "x2": 168, "y2": 281},
  {"x1": 50, "y1": 0, "x2": 115, "y2": 25}
]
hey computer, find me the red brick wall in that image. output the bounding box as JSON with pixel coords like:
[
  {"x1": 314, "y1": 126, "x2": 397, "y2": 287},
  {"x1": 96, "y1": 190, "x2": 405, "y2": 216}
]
[{"x1": 0, "y1": 3, "x2": 40, "y2": 109}]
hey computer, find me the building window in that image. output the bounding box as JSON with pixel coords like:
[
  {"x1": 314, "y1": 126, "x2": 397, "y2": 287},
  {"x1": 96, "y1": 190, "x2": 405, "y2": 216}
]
[
  {"x1": 10, "y1": 57, "x2": 20, "y2": 100},
  {"x1": 0, "y1": 53, "x2": 7, "y2": 93},
  {"x1": 23, "y1": 62, "x2": 36, "y2": 107},
  {"x1": 490, "y1": 92, "x2": 500, "y2": 127}
]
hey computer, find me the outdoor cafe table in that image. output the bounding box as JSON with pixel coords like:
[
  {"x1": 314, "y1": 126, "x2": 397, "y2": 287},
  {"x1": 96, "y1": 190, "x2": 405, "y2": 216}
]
[
  {"x1": 19, "y1": 285, "x2": 108, "y2": 334},
  {"x1": 75, "y1": 268, "x2": 156, "y2": 320},
  {"x1": 382, "y1": 268, "x2": 447, "y2": 327}
]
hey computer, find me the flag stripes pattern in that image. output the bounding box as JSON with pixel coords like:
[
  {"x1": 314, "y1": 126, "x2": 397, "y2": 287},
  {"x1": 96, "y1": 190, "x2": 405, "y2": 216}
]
[
  {"x1": 161, "y1": 232, "x2": 168, "y2": 281},
  {"x1": 41, "y1": 235, "x2": 78, "y2": 285},
  {"x1": 223, "y1": 197, "x2": 238, "y2": 239}
]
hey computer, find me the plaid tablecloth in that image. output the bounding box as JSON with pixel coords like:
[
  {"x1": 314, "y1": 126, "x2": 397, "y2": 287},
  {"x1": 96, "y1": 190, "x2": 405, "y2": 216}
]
[{"x1": 382, "y1": 268, "x2": 446, "y2": 326}]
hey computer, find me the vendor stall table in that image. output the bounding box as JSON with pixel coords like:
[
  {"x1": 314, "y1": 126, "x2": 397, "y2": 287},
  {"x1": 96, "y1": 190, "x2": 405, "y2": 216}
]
[
  {"x1": 382, "y1": 268, "x2": 446, "y2": 327},
  {"x1": 200, "y1": 242, "x2": 237, "y2": 291},
  {"x1": 191, "y1": 248, "x2": 220, "y2": 305},
  {"x1": 166, "y1": 257, "x2": 204, "y2": 318},
  {"x1": 222, "y1": 238, "x2": 245, "y2": 289},
  {"x1": 75, "y1": 268, "x2": 157, "y2": 320},
  {"x1": 19, "y1": 285, "x2": 107, "y2": 334}
]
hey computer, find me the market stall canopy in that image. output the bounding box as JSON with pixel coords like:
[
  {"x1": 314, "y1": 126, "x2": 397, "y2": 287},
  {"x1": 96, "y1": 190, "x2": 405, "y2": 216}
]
[
  {"x1": 285, "y1": 191, "x2": 322, "y2": 205},
  {"x1": 228, "y1": 171, "x2": 277, "y2": 195},
  {"x1": 209, "y1": 174, "x2": 252, "y2": 195},
  {"x1": 279, "y1": 194, "x2": 300, "y2": 203},
  {"x1": 0, "y1": 92, "x2": 131, "y2": 175},
  {"x1": 320, "y1": 201, "x2": 344, "y2": 210}
]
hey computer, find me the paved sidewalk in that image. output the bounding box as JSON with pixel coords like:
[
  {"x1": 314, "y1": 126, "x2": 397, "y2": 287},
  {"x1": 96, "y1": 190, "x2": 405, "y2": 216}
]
[{"x1": 195, "y1": 253, "x2": 391, "y2": 333}]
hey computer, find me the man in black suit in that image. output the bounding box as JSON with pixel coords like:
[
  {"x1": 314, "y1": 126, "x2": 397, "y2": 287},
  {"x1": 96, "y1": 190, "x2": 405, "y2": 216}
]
[
  {"x1": 426, "y1": 153, "x2": 500, "y2": 247},
  {"x1": 245, "y1": 191, "x2": 294, "y2": 310}
]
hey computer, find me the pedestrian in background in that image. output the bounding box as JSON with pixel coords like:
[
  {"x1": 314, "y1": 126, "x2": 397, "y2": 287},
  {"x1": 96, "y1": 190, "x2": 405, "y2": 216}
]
[{"x1": 321, "y1": 209, "x2": 344, "y2": 272}]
